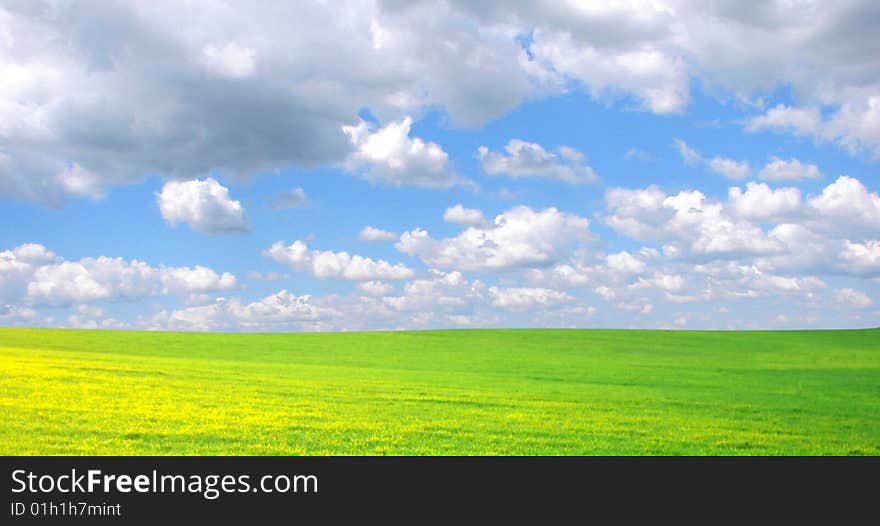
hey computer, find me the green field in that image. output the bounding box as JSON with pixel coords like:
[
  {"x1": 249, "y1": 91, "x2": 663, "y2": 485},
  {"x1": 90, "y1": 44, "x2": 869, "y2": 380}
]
[{"x1": 1, "y1": 327, "x2": 878, "y2": 455}]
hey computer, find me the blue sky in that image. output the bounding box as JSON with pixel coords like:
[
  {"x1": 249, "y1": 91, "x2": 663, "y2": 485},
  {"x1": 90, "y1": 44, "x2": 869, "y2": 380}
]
[{"x1": 1, "y1": 1, "x2": 878, "y2": 331}]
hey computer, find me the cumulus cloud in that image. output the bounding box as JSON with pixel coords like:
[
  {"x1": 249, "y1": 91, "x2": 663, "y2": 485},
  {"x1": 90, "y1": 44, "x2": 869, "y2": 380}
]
[
  {"x1": 144, "y1": 269, "x2": 494, "y2": 331},
  {"x1": 0, "y1": 244, "x2": 57, "y2": 302},
  {"x1": 146, "y1": 291, "x2": 337, "y2": 331},
  {"x1": 342, "y1": 117, "x2": 468, "y2": 188},
  {"x1": 838, "y1": 240, "x2": 880, "y2": 276},
  {"x1": 745, "y1": 105, "x2": 821, "y2": 137},
  {"x1": 606, "y1": 251, "x2": 648, "y2": 275},
  {"x1": 358, "y1": 226, "x2": 397, "y2": 242},
  {"x1": 603, "y1": 176, "x2": 880, "y2": 280},
  {"x1": 630, "y1": 273, "x2": 685, "y2": 293},
  {"x1": 691, "y1": 261, "x2": 826, "y2": 299},
  {"x1": 0, "y1": 243, "x2": 236, "y2": 307},
  {"x1": 727, "y1": 182, "x2": 801, "y2": 222},
  {"x1": 488, "y1": 286, "x2": 573, "y2": 309},
  {"x1": 759, "y1": 156, "x2": 821, "y2": 181},
  {"x1": 528, "y1": 27, "x2": 689, "y2": 114},
  {"x1": 746, "y1": 101, "x2": 880, "y2": 158},
  {"x1": 264, "y1": 240, "x2": 413, "y2": 281},
  {"x1": 477, "y1": 140, "x2": 598, "y2": 183},
  {"x1": 397, "y1": 205, "x2": 592, "y2": 271},
  {"x1": 382, "y1": 270, "x2": 485, "y2": 315},
  {"x1": 159, "y1": 266, "x2": 237, "y2": 294},
  {"x1": 604, "y1": 186, "x2": 782, "y2": 258},
  {"x1": 157, "y1": 178, "x2": 248, "y2": 233},
  {"x1": 358, "y1": 281, "x2": 394, "y2": 296},
  {"x1": 835, "y1": 288, "x2": 872, "y2": 308},
  {"x1": 443, "y1": 204, "x2": 486, "y2": 226},
  {"x1": 805, "y1": 176, "x2": 880, "y2": 236},
  {"x1": 27, "y1": 259, "x2": 235, "y2": 307}
]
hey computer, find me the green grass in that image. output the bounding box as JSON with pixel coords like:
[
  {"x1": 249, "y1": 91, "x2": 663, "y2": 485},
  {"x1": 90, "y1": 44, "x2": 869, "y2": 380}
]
[{"x1": 1, "y1": 327, "x2": 878, "y2": 455}]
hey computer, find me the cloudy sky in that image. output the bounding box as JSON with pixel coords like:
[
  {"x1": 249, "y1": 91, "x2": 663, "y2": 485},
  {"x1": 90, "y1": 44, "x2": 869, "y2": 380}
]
[{"x1": 1, "y1": 0, "x2": 879, "y2": 331}]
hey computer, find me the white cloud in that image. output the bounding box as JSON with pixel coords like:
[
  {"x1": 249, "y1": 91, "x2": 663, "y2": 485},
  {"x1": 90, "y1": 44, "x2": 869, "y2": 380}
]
[
  {"x1": 745, "y1": 105, "x2": 821, "y2": 137},
  {"x1": 0, "y1": 243, "x2": 236, "y2": 307},
  {"x1": 630, "y1": 273, "x2": 685, "y2": 292},
  {"x1": 157, "y1": 178, "x2": 248, "y2": 233},
  {"x1": 708, "y1": 156, "x2": 750, "y2": 179},
  {"x1": 524, "y1": 263, "x2": 592, "y2": 288},
  {"x1": 228, "y1": 291, "x2": 335, "y2": 326},
  {"x1": 604, "y1": 176, "x2": 880, "y2": 279},
  {"x1": 758, "y1": 231, "x2": 880, "y2": 280},
  {"x1": 343, "y1": 117, "x2": 467, "y2": 188},
  {"x1": 529, "y1": 28, "x2": 688, "y2": 114},
  {"x1": 27, "y1": 259, "x2": 237, "y2": 306},
  {"x1": 0, "y1": 244, "x2": 57, "y2": 300},
  {"x1": 142, "y1": 271, "x2": 492, "y2": 331},
  {"x1": 358, "y1": 226, "x2": 397, "y2": 242},
  {"x1": 835, "y1": 288, "x2": 872, "y2": 308},
  {"x1": 397, "y1": 205, "x2": 591, "y2": 271},
  {"x1": 759, "y1": 156, "x2": 821, "y2": 181},
  {"x1": 604, "y1": 186, "x2": 781, "y2": 258},
  {"x1": 264, "y1": 240, "x2": 413, "y2": 281},
  {"x1": 806, "y1": 176, "x2": 880, "y2": 236},
  {"x1": 692, "y1": 261, "x2": 826, "y2": 298},
  {"x1": 477, "y1": 139, "x2": 598, "y2": 183},
  {"x1": 605, "y1": 251, "x2": 647, "y2": 275},
  {"x1": 382, "y1": 269, "x2": 486, "y2": 316},
  {"x1": 727, "y1": 182, "x2": 801, "y2": 222},
  {"x1": 746, "y1": 100, "x2": 880, "y2": 158},
  {"x1": 579, "y1": 251, "x2": 831, "y2": 311},
  {"x1": 2, "y1": 244, "x2": 56, "y2": 264},
  {"x1": 488, "y1": 286, "x2": 573, "y2": 309},
  {"x1": 25, "y1": 259, "x2": 154, "y2": 306},
  {"x1": 838, "y1": 240, "x2": 880, "y2": 276},
  {"x1": 595, "y1": 286, "x2": 616, "y2": 300},
  {"x1": 146, "y1": 291, "x2": 336, "y2": 331},
  {"x1": 159, "y1": 266, "x2": 237, "y2": 294},
  {"x1": 443, "y1": 204, "x2": 486, "y2": 226},
  {"x1": 358, "y1": 281, "x2": 394, "y2": 296}
]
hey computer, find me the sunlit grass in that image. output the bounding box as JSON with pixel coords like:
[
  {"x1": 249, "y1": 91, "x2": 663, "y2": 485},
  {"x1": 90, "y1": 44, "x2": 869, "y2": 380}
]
[{"x1": 1, "y1": 327, "x2": 878, "y2": 455}]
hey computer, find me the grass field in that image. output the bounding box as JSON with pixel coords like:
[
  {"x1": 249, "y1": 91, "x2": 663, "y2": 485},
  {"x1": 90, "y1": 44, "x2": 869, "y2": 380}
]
[{"x1": 0, "y1": 327, "x2": 878, "y2": 455}]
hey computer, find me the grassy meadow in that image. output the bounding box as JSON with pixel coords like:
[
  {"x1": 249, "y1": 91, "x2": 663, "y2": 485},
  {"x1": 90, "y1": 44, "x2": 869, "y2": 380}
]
[{"x1": 0, "y1": 327, "x2": 878, "y2": 455}]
